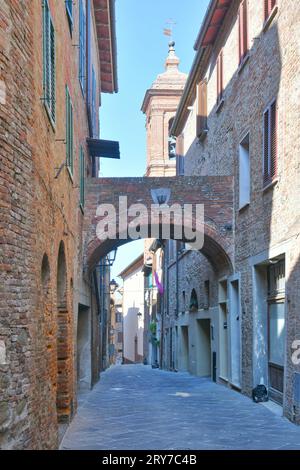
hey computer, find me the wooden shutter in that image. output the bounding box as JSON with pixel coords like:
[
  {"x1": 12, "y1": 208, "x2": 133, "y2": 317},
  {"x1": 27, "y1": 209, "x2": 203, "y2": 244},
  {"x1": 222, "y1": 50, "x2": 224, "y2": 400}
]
[
  {"x1": 66, "y1": 0, "x2": 73, "y2": 28},
  {"x1": 239, "y1": 3, "x2": 243, "y2": 62},
  {"x1": 197, "y1": 80, "x2": 207, "y2": 137},
  {"x1": 263, "y1": 100, "x2": 277, "y2": 185},
  {"x1": 50, "y1": 20, "x2": 55, "y2": 122},
  {"x1": 217, "y1": 50, "x2": 224, "y2": 105},
  {"x1": 270, "y1": 100, "x2": 277, "y2": 179},
  {"x1": 79, "y1": 1, "x2": 86, "y2": 93},
  {"x1": 264, "y1": 0, "x2": 269, "y2": 21},
  {"x1": 43, "y1": 1, "x2": 55, "y2": 124},
  {"x1": 263, "y1": 108, "x2": 270, "y2": 185},
  {"x1": 264, "y1": 0, "x2": 277, "y2": 21},
  {"x1": 239, "y1": 0, "x2": 248, "y2": 63},
  {"x1": 66, "y1": 87, "x2": 74, "y2": 174}
]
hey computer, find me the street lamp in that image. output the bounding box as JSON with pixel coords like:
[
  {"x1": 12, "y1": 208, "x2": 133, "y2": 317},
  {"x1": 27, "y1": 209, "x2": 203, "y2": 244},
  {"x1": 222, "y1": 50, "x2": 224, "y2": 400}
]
[{"x1": 109, "y1": 278, "x2": 119, "y2": 293}]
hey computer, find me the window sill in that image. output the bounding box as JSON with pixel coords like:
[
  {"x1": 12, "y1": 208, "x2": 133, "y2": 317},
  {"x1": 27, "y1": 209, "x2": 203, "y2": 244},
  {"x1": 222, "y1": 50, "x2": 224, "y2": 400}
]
[
  {"x1": 263, "y1": 6, "x2": 278, "y2": 33},
  {"x1": 66, "y1": 165, "x2": 74, "y2": 183},
  {"x1": 263, "y1": 178, "x2": 278, "y2": 192},
  {"x1": 197, "y1": 129, "x2": 208, "y2": 142},
  {"x1": 216, "y1": 98, "x2": 225, "y2": 114},
  {"x1": 238, "y1": 53, "x2": 250, "y2": 75}
]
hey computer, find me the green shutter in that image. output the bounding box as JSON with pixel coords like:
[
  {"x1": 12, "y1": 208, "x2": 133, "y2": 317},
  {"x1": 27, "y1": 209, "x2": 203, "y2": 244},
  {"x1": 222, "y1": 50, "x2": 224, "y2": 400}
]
[
  {"x1": 66, "y1": 0, "x2": 73, "y2": 30},
  {"x1": 42, "y1": 0, "x2": 55, "y2": 125},
  {"x1": 66, "y1": 86, "x2": 73, "y2": 174},
  {"x1": 79, "y1": 0, "x2": 86, "y2": 93}
]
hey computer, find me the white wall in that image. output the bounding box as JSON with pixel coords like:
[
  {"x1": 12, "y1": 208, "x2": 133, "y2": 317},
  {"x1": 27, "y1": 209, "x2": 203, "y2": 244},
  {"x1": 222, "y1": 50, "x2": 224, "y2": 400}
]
[{"x1": 122, "y1": 265, "x2": 144, "y2": 363}]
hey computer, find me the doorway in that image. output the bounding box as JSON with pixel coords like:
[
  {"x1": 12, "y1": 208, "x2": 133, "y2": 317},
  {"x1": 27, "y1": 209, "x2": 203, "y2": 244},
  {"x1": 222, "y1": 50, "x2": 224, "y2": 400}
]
[
  {"x1": 229, "y1": 279, "x2": 241, "y2": 388},
  {"x1": 267, "y1": 260, "x2": 286, "y2": 405},
  {"x1": 180, "y1": 326, "x2": 189, "y2": 371},
  {"x1": 219, "y1": 280, "x2": 228, "y2": 381},
  {"x1": 196, "y1": 319, "x2": 211, "y2": 377},
  {"x1": 77, "y1": 304, "x2": 90, "y2": 391}
]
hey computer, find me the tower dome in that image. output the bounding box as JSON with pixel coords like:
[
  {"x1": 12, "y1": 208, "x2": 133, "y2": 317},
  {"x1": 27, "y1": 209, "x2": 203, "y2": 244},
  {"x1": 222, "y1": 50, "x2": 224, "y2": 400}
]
[{"x1": 141, "y1": 43, "x2": 187, "y2": 177}]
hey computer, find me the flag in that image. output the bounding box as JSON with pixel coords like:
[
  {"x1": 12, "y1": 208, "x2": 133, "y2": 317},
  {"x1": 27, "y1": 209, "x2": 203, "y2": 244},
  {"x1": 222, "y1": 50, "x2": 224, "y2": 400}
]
[
  {"x1": 154, "y1": 271, "x2": 164, "y2": 295},
  {"x1": 163, "y1": 28, "x2": 172, "y2": 37}
]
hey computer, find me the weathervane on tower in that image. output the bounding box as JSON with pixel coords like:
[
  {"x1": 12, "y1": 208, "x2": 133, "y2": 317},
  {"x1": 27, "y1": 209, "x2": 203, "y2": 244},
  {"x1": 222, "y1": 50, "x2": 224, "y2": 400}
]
[{"x1": 163, "y1": 18, "x2": 177, "y2": 45}]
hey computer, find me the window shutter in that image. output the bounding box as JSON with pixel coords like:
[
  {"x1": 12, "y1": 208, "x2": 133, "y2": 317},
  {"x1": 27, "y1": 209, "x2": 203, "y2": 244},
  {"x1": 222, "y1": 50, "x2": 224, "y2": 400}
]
[
  {"x1": 66, "y1": 87, "x2": 73, "y2": 174},
  {"x1": 263, "y1": 108, "x2": 270, "y2": 185},
  {"x1": 66, "y1": 0, "x2": 73, "y2": 28},
  {"x1": 238, "y1": 3, "x2": 244, "y2": 63},
  {"x1": 263, "y1": 100, "x2": 277, "y2": 186},
  {"x1": 270, "y1": 100, "x2": 277, "y2": 179},
  {"x1": 271, "y1": 0, "x2": 277, "y2": 9},
  {"x1": 217, "y1": 50, "x2": 224, "y2": 104},
  {"x1": 79, "y1": 1, "x2": 86, "y2": 94},
  {"x1": 197, "y1": 80, "x2": 207, "y2": 137},
  {"x1": 264, "y1": 0, "x2": 269, "y2": 21},
  {"x1": 50, "y1": 21, "x2": 55, "y2": 122},
  {"x1": 264, "y1": 0, "x2": 276, "y2": 21},
  {"x1": 242, "y1": 1, "x2": 248, "y2": 60},
  {"x1": 42, "y1": 1, "x2": 55, "y2": 124},
  {"x1": 70, "y1": 102, "x2": 73, "y2": 174}
]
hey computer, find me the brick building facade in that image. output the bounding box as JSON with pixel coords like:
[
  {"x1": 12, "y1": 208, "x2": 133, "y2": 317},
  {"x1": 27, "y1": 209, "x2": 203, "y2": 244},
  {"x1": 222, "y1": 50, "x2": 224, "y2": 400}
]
[
  {"x1": 0, "y1": 0, "x2": 117, "y2": 449},
  {"x1": 161, "y1": 0, "x2": 300, "y2": 424}
]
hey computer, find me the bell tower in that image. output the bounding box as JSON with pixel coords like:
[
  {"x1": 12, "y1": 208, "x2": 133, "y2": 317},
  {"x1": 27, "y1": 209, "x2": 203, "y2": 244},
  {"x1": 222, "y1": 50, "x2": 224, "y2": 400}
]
[{"x1": 141, "y1": 42, "x2": 187, "y2": 177}]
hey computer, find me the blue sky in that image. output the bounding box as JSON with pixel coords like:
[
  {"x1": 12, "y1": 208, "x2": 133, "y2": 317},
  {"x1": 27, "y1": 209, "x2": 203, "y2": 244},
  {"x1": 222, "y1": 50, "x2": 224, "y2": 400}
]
[{"x1": 100, "y1": 0, "x2": 210, "y2": 281}]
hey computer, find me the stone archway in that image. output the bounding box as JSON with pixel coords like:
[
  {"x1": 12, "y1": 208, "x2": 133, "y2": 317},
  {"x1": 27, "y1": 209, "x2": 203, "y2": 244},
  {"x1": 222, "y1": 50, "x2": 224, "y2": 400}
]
[{"x1": 83, "y1": 176, "x2": 234, "y2": 272}]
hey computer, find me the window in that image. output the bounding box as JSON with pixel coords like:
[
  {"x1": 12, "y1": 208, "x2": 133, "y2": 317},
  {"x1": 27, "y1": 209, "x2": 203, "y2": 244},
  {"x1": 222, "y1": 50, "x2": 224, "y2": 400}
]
[
  {"x1": 66, "y1": 86, "x2": 74, "y2": 175},
  {"x1": 263, "y1": 100, "x2": 277, "y2": 186},
  {"x1": 42, "y1": 0, "x2": 55, "y2": 124},
  {"x1": 189, "y1": 289, "x2": 198, "y2": 312},
  {"x1": 239, "y1": 133, "x2": 250, "y2": 207},
  {"x1": 65, "y1": 0, "x2": 73, "y2": 31},
  {"x1": 79, "y1": 0, "x2": 86, "y2": 94},
  {"x1": 176, "y1": 134, "x2": 184, "y2": 176},
  {"x1": 239, "y1": 0, "x2": 249, "y2": 64},
  {"x1": 217, "y1": 50, "x2": 224, "y2": 105},
  {"x1": 196, "y1": 80, "x2": 208, "y2": 138},
  {"x1": 117, "y1": 332, "x2": 123, "y2": 343},
  {"x1": 116, "y1": 313, "x2": 122, "y2": 323},
  {"x1": 79, "y1": 147, "x2": 85, "y2": 207},
  {"x1": 264, "y1": 0, "x2": 277, "y2": 22},
  {"x1": 168, "y1": 118, "x2": 176, "y2": 159}
]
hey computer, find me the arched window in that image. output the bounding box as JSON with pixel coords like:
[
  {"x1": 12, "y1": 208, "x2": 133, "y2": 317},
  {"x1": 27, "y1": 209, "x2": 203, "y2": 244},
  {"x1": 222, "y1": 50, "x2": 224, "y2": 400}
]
[
  {"x1": 168, "y1": 117, "x2": 176, "y2": 159},
  {"x1": 189, "y1": 289, "x2": 199, "y2": 312}
]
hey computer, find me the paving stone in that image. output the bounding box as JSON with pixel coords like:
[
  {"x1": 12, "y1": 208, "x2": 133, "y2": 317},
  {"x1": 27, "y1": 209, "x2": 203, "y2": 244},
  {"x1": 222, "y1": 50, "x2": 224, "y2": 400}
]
[{"x1": 61, "y1": 364, "x2": 300, "y2": 450}]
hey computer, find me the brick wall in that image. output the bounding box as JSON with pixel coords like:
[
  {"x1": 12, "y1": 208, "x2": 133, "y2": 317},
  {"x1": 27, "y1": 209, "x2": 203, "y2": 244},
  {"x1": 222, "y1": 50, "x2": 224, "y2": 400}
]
[
  {"x1": 0, "y1": 0, "x2": 103, "y2": 448},
  {"x1": 172, "y1": 0, "x2": 300, "y2": 421}
]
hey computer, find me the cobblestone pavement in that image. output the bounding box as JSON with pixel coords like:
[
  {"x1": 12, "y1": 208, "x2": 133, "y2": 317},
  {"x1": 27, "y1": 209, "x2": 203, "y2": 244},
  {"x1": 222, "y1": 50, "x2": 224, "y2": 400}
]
[{"x1": 61, "y1": 364, "x2": 300, "y2": 450}]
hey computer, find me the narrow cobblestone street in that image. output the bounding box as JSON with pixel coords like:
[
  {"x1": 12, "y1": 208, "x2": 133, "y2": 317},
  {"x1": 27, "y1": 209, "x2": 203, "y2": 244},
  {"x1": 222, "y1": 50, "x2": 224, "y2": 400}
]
[{"x1": 61, "y1": 365, "x2": 300, "y2": 450}]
